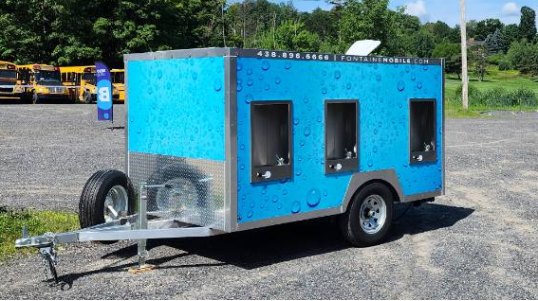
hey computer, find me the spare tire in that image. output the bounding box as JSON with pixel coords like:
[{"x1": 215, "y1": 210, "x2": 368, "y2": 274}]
[{"x1": 79, "y1": 170, "x2": 135, "y2": 230}]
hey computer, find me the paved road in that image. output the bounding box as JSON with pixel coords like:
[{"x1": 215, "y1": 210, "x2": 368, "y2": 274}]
[{"x1": 1, "y1": 105, "x2": 537, "y2": 299}]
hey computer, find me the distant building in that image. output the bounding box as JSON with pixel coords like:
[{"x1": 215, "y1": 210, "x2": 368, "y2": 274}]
[{"x1": 467, "y1": 38, "x2": 485, "y2": 48}]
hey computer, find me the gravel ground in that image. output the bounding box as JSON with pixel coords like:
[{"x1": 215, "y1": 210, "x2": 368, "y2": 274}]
[{"x1": 1, "y1": 104, "x2": 538, "y2": 299}]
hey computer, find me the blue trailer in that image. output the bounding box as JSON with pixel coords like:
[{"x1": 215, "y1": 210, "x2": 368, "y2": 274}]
[{"x1": 17, "y1": 47, "x2": 445, "y2": 281}]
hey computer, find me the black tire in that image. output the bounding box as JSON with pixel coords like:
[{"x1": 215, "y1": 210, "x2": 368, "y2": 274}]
[
  {"x1": 83, "y1": 91, "x2": 92, "y2": 104},
  {"x1": 339, "y1": 182, "x2": 394, "y2": 247},
  {"x1": 79, "y1": 170, "x2": 135, "y2": 231},
  {"x1": 32, "y1": 91, "x2": 40, "y2": 104},
  {"x1": 147, "y1": 162, "x2": 209, "y2": 215}
]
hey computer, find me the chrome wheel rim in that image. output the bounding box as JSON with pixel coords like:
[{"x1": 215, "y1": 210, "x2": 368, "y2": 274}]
[
  {"x1": 359, "y1": 194, "x2": 387, "y2": 235},
  {"x1": 103, "y1": 185, "x2": 128, "y2": 222}
]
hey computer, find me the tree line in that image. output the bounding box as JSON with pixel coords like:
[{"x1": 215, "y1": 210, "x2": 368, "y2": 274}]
[{"x1": 0, "y1": 0, "x2": 537, "y2": 73}]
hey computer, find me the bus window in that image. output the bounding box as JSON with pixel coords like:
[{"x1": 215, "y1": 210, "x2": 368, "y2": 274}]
[
  {"x1": 82, "y1": 72, "x2": 96, "y2": 85},
  {"x1": 0, "y1": 69, "x2": 17, "y2": 80},
  {"x1": 112, "y1": 72, "x2": 124, "y2": 84},
  {"x1": 35, "y1": 70, "x2": 61, "y2": 83}
]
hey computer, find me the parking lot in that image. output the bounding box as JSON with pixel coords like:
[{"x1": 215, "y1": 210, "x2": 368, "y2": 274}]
[{"x1": 1, "y1": 104, "x2": 538, "y2": 299}]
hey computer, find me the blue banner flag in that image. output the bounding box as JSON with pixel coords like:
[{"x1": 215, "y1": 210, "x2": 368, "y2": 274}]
[{"x1": 96, "y1": 62, "x2": 113, "y2": 121}]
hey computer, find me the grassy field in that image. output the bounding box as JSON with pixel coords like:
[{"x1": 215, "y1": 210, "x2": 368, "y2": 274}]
[
  {"x1": 445, "y1": 67, "x2": 538, "y2": 117},
  {"x1": 0, "y1": 207, "x2": 78, "y2": 261}
]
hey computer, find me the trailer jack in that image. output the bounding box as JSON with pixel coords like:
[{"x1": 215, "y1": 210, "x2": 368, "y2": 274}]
[{"x1": 15, "y1": 184, "x2": 222, "y2": 283}]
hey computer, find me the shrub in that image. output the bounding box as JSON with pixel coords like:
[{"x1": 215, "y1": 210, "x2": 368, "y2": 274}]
[
  {"x1": 453, "y1": 85, "x2": 538, "y2": 108},
  {"x1": 498, "y1": 59, "x2": 512, "y2": 70}
]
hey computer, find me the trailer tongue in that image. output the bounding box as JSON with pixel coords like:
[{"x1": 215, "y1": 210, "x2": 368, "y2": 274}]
[{"x1": 16, "y1": 183, "x2": 222, "y2": 283}]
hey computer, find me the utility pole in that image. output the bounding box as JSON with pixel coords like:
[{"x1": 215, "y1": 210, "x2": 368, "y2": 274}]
[{"x1": 460, "y1": 0, "x2": 469, "y2": 109}]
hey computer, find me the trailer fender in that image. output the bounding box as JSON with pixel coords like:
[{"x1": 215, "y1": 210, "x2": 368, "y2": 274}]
[{"x1": 342, "y1": 169, "x2": 404, "y2": 213}]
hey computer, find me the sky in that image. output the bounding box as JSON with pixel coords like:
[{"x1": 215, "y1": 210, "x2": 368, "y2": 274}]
[{"x1": 265, "y1": 0, "x2": 538, "y2": 26}]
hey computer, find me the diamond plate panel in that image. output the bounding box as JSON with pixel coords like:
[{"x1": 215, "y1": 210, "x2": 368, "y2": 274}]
[{"x1": 128, "y1": 152, "x2": 225, "y2": 230}]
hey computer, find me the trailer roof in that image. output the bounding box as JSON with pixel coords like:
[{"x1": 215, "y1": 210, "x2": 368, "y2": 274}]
[{"x1": 124, "y1": 47, "x2": 443, "y2": 67}]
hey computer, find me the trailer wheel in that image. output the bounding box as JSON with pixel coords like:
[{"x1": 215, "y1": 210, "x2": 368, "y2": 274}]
[
  {"x1": 339, "y1": 182, "x2": 394, "y2": 247},
  {"x1": 83, "y1": 91, "x2": 92, "y2": 104},
  {"x1": 79, "y1": 170, "x2": 135, "y2": 232},
  {"x1": 32, "y1": 91, "x2": 40, "y2": 104}
]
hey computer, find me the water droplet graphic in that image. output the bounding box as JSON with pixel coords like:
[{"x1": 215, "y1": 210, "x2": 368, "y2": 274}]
[
  {"x1": 264, "y1": 84, "x2": 270, "y2": 91},
  {"x1": 247, "y1": 68, "x2": 253, "y2": 75},
  {"x1": 296, "y1": 168, "x2": 302, "y2": 176},
  {"x1": 397, "y1": 81, "x2": 405, "y2": 92},
  {"x1": 334, "y1": 71, "x2": 341, "y2": 80},
  {"x1": 261, "y1": 188, "x2": 267, "y2": 195},
  {"x1": 307, "y1": 189, "x2": 321, "y2": 207},
  {"x1": 303, "y1": 97, "x2": 309, "y2": 104},
  {"x1": 244, "y1": 94, "x2": 253, "y2": 104},
  {"x1": 247, "y1": 210, "x2": 253, "y2": 218},
  {"x1": 282, "y1": 189, "x2": 287, "y2": 195},
  {"x1": 376, "y1": 75, "x2": 382, "y2": 81},
  {"x1": 300, "y1": 140, "x2": 305, "y2": 146},
  {"x1": 272, "y1": 196, "x2": 279, "y2": 203},
  {"x1": 237, "y1": 84, "x2": 243, "y2": 92},
  {"x1": 213, "y1": 80, "x2": 222, "y2": 91},
  {"x1": 284, "y1": 62, "x2": 292, "y2": 70},
  {"x1": 368, "y1": 160, "x2": 373, "y2": 167},
  {"x1": 346, "y1": 83, "x2": 352, "y2": 90},
  {"x1": 322, "y1": 87, "x2": 327, "y2": 94},
  {"x1": 240, "y1": 164, "x2": 245, "y2": 170},
  {"x1": 277, "y1": 203, "x2": 283, "y2": 209},
  {"x1": 303, "y1": 127, "x2": 311, "y2": 136},
  {"x1": 261, "y1": 61, "x2": 270, "y2": 71},
  {"x1": 275, "y1": 77, "x2": 281, "y2": 85},
  {"x1": 191, "y1": 72, "x2": 198, "y2": 80},
  {"x1": 247, "y1": 79, "x2": 253, "y2": 86},
  {"x1": 373, "y1": 146, "x2": 378, "y2": 153},
  {"x1": 417, "y1": 82, "x2": 423, "y2": 89},
  {"x1": 237, "y1": 63, "x2": 243, "y2": 71},
  {"x1": 291, "y1": 201, "x2": 301, "y2": 213},
  {"x1": 316, "y1": 115, "x2": 322, "y2": 123},
  {"x1": 157, "y1": 70, "x2": 163, "y2": 79},
  {"x1": 240, "y1": 144, "x2": 245, "y2": 150},
  {"x1": 411, "y1": 74, "x2": 416, "y2": 81},
  {"x1": 294, "y1": 118, "x2": 300, "y2": 125}
]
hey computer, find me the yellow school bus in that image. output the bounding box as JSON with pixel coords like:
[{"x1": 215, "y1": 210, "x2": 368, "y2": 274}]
[
  {"x1": 59, "y1": 66, "x2": 97, "y2": 103},
  {"x1": 60, "y1": 66, "x2": 121, "y2": 103},
  {"x1": 111, "y1": 69, "x2": 125, "y2": 102},
  {"x1": 18, "y1": 64, "x2": 70, "y2": 104},
  {"x1": 0, "y1": 61, "x2": 24, "y2": 101}
]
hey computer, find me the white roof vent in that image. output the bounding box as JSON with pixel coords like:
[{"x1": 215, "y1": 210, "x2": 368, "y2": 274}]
[{"x1": 345, "y1": 40, "x2": 381, "y2": 56}]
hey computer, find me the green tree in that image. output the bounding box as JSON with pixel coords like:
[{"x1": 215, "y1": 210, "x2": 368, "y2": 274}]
[
  {"x1": 470, "y1": 45, "x2": 488, "y2": 81},
  {"x1": 502, "y1": 24, "x2": 519, "y2": 51},
  {"x1": 432, "y1": 42, "x2": 462, "y2": 78},
  {"x1": 485, "y1": 28, "x2": 504, "y2": 54},
  {"x1": 519, "y1": 6, "x2": 537, "y2": 42},
  {"x1": 413, "y1": 29, "x2": 435, "y2": 58},
  {"x1": 474, "y1": 18, "x2": 504, "y2": 41},
  {"x1": 339, "y1": 0, "x2": 393, "y2": 54}
]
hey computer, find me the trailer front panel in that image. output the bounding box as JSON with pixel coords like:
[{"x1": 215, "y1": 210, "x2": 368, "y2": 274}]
[{"x1": 127, "y1": 53, "x2": 227, "y2": 230}]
